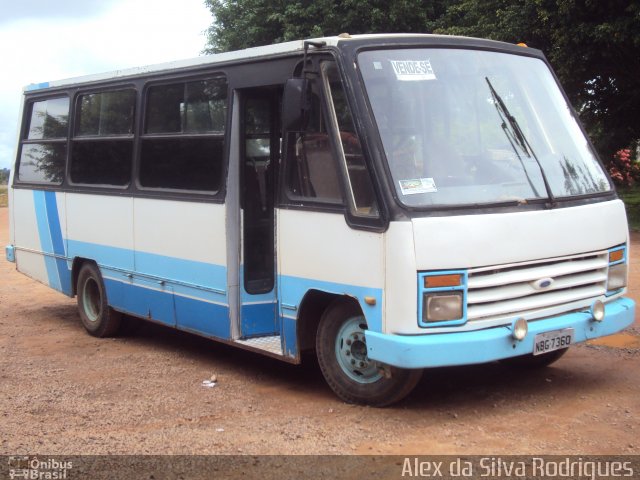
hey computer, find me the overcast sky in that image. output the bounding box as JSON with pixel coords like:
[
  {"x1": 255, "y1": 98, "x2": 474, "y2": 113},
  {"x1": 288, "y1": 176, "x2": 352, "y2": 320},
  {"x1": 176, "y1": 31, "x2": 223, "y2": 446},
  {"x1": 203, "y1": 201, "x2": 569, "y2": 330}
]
[{"x1": 0, "y1": 0, "x2": 213, "y2": 170}]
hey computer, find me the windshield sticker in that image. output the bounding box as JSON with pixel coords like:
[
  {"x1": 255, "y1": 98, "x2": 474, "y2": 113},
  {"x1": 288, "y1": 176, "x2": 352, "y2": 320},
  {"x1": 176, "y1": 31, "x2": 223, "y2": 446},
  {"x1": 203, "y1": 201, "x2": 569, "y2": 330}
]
[
  {"x1": 399, "y1": 178, "x2": 437, "y2": 195},
  {"x1": 390, "y1": 60, "x2": 436, "y2": 81}
]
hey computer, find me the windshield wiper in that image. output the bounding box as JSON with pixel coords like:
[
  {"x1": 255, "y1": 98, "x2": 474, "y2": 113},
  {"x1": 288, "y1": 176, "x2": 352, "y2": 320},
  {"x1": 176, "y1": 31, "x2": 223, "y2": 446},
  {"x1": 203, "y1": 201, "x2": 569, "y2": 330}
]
[{"x1": 485, "y1": 77, "x2": 556, "y2": 208}]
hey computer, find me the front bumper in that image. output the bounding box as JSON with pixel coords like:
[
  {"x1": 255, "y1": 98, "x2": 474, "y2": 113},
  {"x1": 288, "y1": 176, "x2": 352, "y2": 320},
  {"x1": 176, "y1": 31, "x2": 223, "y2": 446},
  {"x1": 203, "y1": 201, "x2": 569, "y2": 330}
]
[{"x1": 365, "y1": 297, "x2": 635, "y2": 369}]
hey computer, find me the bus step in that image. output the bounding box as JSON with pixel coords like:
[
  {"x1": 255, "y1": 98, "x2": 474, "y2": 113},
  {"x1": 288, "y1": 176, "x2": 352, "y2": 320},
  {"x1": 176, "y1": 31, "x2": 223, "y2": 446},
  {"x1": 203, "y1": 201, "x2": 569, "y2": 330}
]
[{"x1": 236, "y1": 335, "x2": 283, "y2": 356}]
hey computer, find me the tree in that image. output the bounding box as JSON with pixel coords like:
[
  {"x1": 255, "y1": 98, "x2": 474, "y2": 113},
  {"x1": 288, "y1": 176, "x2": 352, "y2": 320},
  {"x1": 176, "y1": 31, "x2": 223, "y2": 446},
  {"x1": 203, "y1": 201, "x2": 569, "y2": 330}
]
[
  {"x1": 433, "y1": 0, "x2": 640, "y2": 160},
  {"x1": 0, "y1": 168, "x2": 9, "y2": 184},
  {"x1": 203, "y1": 0, "x2": 451, "y2": 53},
  {"x1": 203, "y1": 0, "x2": 640, "y2": 161}
]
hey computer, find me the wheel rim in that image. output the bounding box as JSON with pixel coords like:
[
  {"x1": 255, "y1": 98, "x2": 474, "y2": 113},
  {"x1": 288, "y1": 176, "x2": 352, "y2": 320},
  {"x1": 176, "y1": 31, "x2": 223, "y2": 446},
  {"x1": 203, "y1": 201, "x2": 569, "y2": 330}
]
[
  {"x1": 82, "y1": 277, "x2": 102, "y2": 322},
  {"x1": 334, "y1": 316, "x2": 382, "y2": 384}
]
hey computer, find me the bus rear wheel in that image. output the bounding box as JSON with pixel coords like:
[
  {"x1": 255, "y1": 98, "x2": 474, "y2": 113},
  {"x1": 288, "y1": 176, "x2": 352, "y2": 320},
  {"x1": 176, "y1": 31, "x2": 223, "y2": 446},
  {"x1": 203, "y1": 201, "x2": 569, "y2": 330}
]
[
  {"x1": 76, "y1": 263, "x2": 121, "y2": 337},
  {"x1": 316, "y1": 300, "x2": 422, "y2": 407}
]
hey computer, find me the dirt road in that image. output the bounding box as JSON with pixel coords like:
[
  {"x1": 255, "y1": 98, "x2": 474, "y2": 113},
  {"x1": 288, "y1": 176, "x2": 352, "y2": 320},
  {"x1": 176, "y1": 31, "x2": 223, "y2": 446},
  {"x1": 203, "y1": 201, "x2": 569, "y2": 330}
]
[{"x1": 1, "y1": 206, "x2": 639, "y2": 455}]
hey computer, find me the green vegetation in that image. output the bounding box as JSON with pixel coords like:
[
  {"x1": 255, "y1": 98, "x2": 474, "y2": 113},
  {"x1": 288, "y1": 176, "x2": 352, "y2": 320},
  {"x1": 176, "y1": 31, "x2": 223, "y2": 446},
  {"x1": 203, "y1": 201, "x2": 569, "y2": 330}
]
[
  {"x1": 0, "y1": 185, "x2": 7, "y2": 208},
  {"x1": 432, "y1": 0, "x2": 640, "y2": 163},
  {"x1": 204, "y1": 0, "x2": 640, "y2": 163},
  {"x1": 619, "y1": 188, "x2": 640, "y2": 231}
]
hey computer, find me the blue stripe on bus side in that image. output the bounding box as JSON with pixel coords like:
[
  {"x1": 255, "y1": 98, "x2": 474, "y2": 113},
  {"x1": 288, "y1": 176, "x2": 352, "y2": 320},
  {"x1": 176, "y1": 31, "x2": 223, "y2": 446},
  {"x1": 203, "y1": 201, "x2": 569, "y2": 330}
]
[
  {"x1": 44, "y1": 191, "x2": 64, "y2": 256},
  {"x1": 67, "y1": 239, "x2": 227, "y2": 293},
  {"x1": 241, "y1": 302, "x2": 278, "y2": 337},
  {"x1": 44, "y1": 191, "x2": 72, "y2": 295},
  {"x1": 27, "y1": 196, "x2": 379, "y2": 352},
  {"x1": 174, "y1": 294, "x2": 231, "y2": 339},
  {"x1": 102, "y1": 276, "x2": 232, "y2": 340},
  {"x1": 136, "y1": 250, "x2": 227, "y2": 291},
  {"x1": 67, "y1": 239, "x2": 134, "y2": 271},
  {"x1": 103, "y1": 276, "x2": 176, "y2": 326},
  {"x1": 281, "y1": 316, "x2": 298, "y2": 358},
  {"x1": 278, "y1": 275, "x2": 383, "y2": 333},
  {"x1": 33, "y1": 191, "x2": 71, "y2": 293}
]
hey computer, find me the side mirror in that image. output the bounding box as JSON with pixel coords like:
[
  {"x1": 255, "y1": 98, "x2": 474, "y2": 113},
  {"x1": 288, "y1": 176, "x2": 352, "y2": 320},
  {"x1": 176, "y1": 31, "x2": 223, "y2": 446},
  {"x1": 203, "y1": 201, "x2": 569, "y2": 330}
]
[{"x1": 282, "y1": 78, "x2": 310, "y2": 131}]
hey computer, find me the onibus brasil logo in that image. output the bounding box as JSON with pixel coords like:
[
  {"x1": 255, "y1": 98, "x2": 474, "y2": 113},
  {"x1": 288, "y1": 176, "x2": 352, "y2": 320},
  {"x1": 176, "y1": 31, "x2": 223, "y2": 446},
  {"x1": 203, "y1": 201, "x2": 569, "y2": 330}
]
[{"x1": 8, "y1": 457, "x2": 72, "y2": 479}]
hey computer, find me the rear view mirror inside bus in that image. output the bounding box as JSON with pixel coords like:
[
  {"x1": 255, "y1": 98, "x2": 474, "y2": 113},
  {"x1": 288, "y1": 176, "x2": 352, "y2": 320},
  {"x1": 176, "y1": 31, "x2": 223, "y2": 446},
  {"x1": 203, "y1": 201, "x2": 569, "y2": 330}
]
[{"x1": 282, "y1": 78, "x2": 310, "y2": 131}]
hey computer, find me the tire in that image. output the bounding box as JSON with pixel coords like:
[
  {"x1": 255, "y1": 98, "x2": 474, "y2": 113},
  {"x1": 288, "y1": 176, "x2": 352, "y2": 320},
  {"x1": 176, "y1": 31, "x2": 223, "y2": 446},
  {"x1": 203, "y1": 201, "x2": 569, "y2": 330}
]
[
  {"x1": 500, "y1": 347, "x2": 569, "y2": 369},
  {"x1": 316, "y1": 300, "x2": 423, "y2": 407},
  {"x1": 76, "y1": 263, "x2": 121, "y2": 337}
]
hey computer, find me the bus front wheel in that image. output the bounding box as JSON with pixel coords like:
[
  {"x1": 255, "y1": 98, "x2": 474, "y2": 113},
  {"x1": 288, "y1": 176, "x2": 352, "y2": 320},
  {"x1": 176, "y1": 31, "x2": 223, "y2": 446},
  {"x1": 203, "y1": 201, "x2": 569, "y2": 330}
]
[
  {"x1": 76, "y1": 263, "x2": 121, "y2": 337},
  {"x1": 316, "y1": 300, "x2": 422, "y2": 407}
]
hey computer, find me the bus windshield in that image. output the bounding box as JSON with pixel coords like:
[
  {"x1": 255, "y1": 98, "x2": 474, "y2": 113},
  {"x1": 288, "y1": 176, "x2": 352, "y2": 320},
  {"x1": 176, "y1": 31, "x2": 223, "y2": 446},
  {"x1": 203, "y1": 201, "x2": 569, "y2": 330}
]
[{"x1": 358, "y1": 48, "x2": 611, "y2": 207}]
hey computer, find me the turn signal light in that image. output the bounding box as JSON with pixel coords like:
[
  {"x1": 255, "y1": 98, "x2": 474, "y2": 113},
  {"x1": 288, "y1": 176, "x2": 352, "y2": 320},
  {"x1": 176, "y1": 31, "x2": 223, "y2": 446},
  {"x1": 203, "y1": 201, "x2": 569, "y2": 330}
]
[
  {"x1": 609, "y1": 249, "x2": 624, "y2": 263},
  {"x1": 424, "y1": 274, "x2": 462, "y2": 289}
]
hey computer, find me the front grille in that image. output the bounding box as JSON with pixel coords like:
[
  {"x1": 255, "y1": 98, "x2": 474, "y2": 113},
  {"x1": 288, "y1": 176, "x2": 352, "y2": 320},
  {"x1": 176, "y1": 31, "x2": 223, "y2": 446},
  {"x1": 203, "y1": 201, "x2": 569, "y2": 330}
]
[{"x1": 466, "y1": 251, "x2": 608, "y2": 321}]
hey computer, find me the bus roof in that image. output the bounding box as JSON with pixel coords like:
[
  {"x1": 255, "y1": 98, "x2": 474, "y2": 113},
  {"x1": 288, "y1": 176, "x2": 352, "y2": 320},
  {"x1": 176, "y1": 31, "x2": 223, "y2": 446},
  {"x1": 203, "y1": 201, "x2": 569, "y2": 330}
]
[{"x1": 23, "y1": 33, "x2": 455, "y2": 92}]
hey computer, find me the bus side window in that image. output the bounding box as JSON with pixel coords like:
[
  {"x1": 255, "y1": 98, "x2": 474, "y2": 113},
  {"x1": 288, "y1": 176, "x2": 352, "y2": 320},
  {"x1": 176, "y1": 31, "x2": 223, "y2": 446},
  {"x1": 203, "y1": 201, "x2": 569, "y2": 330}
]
[
  {"x1": 286, "y1": 93, "x2": 343, "y2": 205},
  {"x1": 70, "y1": 89, "x2": 135, "y2": 186},
  {"x1": 321, "y1": 62, "x2": 379, "y2": 218},
  {"x1": 17, "y1": 97, "x2": 69, "y2": 184},
  {"x1": 140, "y1": 77, "x2": 227, "y2": 192}
]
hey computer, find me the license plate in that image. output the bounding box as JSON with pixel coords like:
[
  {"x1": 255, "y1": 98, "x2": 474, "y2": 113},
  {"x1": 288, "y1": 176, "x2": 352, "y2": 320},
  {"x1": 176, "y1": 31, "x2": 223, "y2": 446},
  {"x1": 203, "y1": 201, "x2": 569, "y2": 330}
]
[{"x1": 533, "y1": 328, "x2": 574, "y2": 356}]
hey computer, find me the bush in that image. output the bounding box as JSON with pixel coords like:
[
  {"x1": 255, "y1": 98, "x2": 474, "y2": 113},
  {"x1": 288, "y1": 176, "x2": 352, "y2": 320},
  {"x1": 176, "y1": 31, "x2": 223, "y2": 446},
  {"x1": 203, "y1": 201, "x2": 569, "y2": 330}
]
[{"x1": 608, "y1": 148, "x2": 640, "y2": 187}]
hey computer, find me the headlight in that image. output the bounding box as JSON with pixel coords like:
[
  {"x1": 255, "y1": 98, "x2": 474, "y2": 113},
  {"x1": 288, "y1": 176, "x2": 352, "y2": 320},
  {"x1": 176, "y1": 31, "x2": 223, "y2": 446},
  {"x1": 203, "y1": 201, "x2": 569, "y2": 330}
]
[
  {"x1": 423, "y1": 292, "x2": 463, "y2": 322},
  {"x1": 607, "y1": 263, "x2": 627, "y2": 291}
]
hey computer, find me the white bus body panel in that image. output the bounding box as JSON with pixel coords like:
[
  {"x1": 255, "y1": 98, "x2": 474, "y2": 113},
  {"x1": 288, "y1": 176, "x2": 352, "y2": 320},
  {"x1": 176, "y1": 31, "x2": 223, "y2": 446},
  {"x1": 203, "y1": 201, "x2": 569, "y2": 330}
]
[
  {"x1": 132, "y1": 198, "x2": 227, "y2": 275},
  {"x1": 13, "y1": 189, "x2": 44, "y2": 252},
  {"x1": 132, "y1": 197, "x2": 229, "y2": 335},
  {"x1": 412, "y1": 200, "x2": 628, "y2": 270},
  {"x1": 12, "y1": 190, "x2": 232, "y2": 338},
  {"x1": 385, "y1": 199, "x2": 629, "y2": 335},
  {"x1": 66, "y1": 193, "x2": 134, "y2": 269},
  {"x1": 277, "y1": 209, "x2": 385, "y2": 334},
  {"x1": 383, "y1": 220, "x2": 418, "y2": 335},
  {"x1": 13, "y1": 189, "x2": 67, "y2": 291}
]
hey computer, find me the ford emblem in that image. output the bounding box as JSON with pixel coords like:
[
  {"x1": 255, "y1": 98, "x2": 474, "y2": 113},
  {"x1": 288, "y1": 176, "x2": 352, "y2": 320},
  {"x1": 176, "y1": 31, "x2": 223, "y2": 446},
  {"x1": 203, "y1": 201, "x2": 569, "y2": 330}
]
[{"x1": 532, "y1": 277, "x2": 554, "y2": 290}]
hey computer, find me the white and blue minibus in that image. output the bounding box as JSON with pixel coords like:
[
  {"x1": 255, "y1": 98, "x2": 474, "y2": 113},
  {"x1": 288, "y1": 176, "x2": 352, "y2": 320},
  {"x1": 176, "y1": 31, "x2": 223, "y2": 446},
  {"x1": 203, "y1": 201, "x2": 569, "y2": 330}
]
[{"x1": 6, "y1": 34, "x2": 635, "y2": 405}]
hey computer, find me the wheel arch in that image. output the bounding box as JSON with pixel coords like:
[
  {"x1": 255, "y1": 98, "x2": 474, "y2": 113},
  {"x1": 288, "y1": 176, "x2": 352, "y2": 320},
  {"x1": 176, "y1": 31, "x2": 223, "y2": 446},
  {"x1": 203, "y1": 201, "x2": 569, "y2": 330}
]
[
  {"x1": 71, "y1": 257, "x2": 98, "y2": 297},
  {"x1": 296, "y1": 290, "x2": 364, "y2": 353},
  {"x1": 312, "y1": 292, "x2": 422, "y2": 406}
]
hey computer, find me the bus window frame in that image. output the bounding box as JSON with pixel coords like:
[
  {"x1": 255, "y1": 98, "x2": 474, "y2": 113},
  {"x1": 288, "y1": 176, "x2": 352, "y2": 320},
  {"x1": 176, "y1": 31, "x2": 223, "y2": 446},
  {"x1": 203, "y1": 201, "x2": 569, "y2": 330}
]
[
  {"x1": 320, "y1": 60, "x2": 380, "y2": 220},
  {"x1": 68, "y1": 85, "x2": 137, "y2": 189},
  {"x1": 14, "y1": 94, "x2": 71, "y2": 187},
  {"x1": 136, "y1": 72, "x2": 230, "y2": 197},
  {"x1": 278, "y1": 53, "x2": 389, "y2": 232},
  {"x1": 279, "y1": 57, "x2": 346, "y2": 214},
  {"x1": 13, "y1": 75, "x2": 230, "y2": 206},
  {"x1": 349, "y1": 42, "x2": 618, "y2": 217}
]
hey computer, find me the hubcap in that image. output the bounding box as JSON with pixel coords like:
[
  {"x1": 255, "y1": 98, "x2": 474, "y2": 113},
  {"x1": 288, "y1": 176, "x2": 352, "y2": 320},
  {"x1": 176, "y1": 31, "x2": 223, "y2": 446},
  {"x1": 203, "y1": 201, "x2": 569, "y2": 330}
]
[
  {"x1": 82, "y1": 277, "x2": 101, "y2": 322},
  {"x1": 335, "y1": 316, "x2": 382, "y2": 384}
]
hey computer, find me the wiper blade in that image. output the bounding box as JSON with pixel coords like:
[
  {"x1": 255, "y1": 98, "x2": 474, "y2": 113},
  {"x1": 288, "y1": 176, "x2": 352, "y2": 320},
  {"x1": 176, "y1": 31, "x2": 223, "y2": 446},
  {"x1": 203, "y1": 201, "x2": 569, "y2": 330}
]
[
  {"x1": 485, "y1": 77, "x2": 556, "y2": 208},
  {"x1": 485, "y1": 77, "x2": 530, "y2": 155}
]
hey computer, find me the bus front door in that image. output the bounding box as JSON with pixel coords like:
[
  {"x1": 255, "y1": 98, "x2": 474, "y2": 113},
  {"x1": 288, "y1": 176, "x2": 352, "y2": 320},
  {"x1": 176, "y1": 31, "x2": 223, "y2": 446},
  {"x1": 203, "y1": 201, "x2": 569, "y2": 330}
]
[{"x1": 238, "y1": 89, "x2": 280, "y2": 338}]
